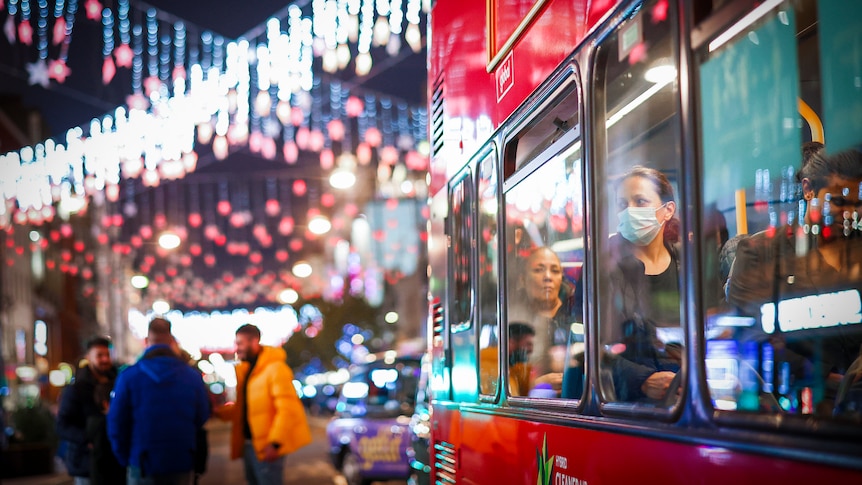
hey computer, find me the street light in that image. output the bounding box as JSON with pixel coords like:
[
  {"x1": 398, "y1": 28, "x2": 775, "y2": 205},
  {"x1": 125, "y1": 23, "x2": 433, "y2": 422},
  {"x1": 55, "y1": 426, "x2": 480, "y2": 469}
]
[
  {"x1": 308, "y1": 215, "x2": 331, "y2": 235},
  {"x1": 130, "y1": 275, "x2": 149, "y2": 289},
  {"x1": 292, "y1": 261, "x2": 313, "y2": 278},
  {"x1": 329, "y1": 168, "x2": 356, "y2": 189},
  {"x1": 278, "y1": 288, "x2": 299, "y2": 305},
  {"x1": 158, "y1": 232, "x2": 181, "y2": 250},
  {"x1": 152, "y1": 299, "x2": 171, "y2": 314},
  {"x1": 384, "y1": 311, "x2": 399, "y2": 324}
]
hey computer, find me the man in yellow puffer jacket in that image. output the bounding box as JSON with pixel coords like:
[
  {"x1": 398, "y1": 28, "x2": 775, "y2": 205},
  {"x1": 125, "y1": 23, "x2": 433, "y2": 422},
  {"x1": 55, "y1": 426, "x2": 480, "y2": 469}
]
[{"x1": 216, "y1": 324, "x2": 312, "y2": 485}]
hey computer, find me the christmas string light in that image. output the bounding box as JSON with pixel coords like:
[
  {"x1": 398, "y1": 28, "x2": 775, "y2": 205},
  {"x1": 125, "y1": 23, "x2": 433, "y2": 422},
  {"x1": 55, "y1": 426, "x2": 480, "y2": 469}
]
[
  {"x1": 36, "y1": 0, "x2": 47, "y2": 57},
  {"x1": 17, "y1": 0, "x2": 32, "y2": 45},
  {"x1": 101, "y1": 7, "x2": 115, "y2": 83},
  {"x1": 356, "y1": 0, "x2": 374, "y2": 75},
  {"x1": 51, "y1": 0, "x2": 65, "y2": 45}
]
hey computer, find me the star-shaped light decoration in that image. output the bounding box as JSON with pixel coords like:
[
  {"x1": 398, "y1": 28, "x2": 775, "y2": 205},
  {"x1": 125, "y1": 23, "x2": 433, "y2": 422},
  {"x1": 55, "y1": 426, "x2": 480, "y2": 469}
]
[
  {"x1": 17, "y1": 21, "x2": 33, "y2": 45},
  {"x1": 26, "y1": 59, "x2": 50, "y2": 88},
  {"x1": 114, "y1": 43, "x2": 133, "y2": 68},
  {"x1": 143, "y1": 75, "x2": 162, "y2": 97},
  {"x1": 52, "y1": 17, "x2": 66, "y2": 45},
  {"x1": 48, "y1": 59, "x2": 71, "y2": 83},
  {"x1": 84, "y1": 0, "x2": 103, "y2": 21},
  {"x1": 4, "y1": 16, "x2": 16, "y2": 44},
  {"x1": 102, "y1": 57, "x2": 116, "y2": 84}
]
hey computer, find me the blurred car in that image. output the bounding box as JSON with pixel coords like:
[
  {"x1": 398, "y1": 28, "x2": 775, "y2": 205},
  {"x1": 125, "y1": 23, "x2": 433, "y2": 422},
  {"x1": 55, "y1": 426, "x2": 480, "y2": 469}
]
[
  {"x1": 406, "y1": 354, "x2": 431, "y2": 485},
  {"x1": 326, "y1": 355, "x2": 421, "y2": 485}
]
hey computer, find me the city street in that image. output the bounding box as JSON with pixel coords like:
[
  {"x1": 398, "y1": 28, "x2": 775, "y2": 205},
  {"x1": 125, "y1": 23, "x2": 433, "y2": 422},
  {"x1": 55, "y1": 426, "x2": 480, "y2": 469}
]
[{"x1": 6, "y1": 416, "x2": 407, "y2": 485}]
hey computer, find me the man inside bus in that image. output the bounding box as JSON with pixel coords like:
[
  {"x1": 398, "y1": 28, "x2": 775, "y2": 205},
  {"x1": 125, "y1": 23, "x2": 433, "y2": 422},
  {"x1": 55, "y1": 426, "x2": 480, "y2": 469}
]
[
  {"x1": 726, "y1": 148, "x2": 862, "y2": 414},
  {"x1": 508, "y1": 323, "x2": 536, "y2": 396}
]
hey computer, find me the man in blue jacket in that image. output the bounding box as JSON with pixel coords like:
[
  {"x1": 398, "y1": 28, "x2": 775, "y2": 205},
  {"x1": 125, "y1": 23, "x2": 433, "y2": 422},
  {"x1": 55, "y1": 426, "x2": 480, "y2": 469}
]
[{"x1": 108, "y1": 318, "x2": 210, "y2": 485}]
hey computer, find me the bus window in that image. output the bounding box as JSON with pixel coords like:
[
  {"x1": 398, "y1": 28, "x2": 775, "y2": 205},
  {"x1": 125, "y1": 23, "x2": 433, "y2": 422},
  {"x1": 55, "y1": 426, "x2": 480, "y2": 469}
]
[
  {"x1": 449, "y1": 171, "x2": 474, "y2": 334},
  {"x1": 504, "y1": 87, "x2": 585, "y2": 400},
  {"x1": 449, "y1": 169, "x2": 478, "y2": 402},
  {"x1": 698, "y1": 0, "x2": 862, "y2": 423},
  {"x1": 478, "y1": 152, "x2": 501, "y2": 397},
  {"x1": 594, "y1": 0, "x2": 684, "y2": 408}
]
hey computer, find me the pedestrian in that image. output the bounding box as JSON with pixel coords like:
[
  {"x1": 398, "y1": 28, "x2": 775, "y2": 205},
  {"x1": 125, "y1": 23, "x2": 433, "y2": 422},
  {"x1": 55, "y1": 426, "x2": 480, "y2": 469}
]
[
  {"x1": 57, "y1": 336, "x2": 125, "y2": 485},
  {"x1": 107, "y1": 318, "x2": 210, "y2": 485},
  {"x1": 215, "y1": 324, "x2": 311, "y2": 485}
]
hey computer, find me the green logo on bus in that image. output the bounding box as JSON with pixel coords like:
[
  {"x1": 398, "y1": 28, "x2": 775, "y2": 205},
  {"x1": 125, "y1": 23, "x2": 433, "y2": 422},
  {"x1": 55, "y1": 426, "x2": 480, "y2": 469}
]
[{"x1": 536, "y1": 434, "x2": 554, "y2": 485}]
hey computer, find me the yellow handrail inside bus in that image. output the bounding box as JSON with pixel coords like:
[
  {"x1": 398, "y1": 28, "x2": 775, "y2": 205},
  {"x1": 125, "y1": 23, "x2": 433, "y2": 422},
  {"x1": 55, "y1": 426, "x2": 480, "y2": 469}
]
[
  {"x1": 798, "y1": 97, "x2": 824, "y2": 143},
  {"x1": 734, "y1": 98, "x2": 824, "y2": 235},
  {"x1": 735, "y1": 189, "x2": 748, "y2": 235}
]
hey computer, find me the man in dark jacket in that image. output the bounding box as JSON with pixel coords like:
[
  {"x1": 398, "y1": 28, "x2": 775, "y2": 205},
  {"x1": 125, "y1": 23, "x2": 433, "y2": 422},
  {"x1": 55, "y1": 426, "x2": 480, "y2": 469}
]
[
  {"x1": 57, "y1": 336, "x2": 124, "y2": 485},
  {"x1": 108, "y1": 318, "x2": 210, "y2": 485}
]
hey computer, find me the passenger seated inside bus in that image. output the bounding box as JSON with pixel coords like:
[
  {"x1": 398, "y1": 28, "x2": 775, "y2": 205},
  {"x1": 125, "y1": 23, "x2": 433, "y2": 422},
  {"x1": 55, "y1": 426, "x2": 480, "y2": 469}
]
[
  {"x1": 507, "y1": 322, "x2": 535, "y2": 397},
  {"x1": 508, "y1": 247, "x2": 573, "y2": 395},
  {"x1": 724, "y1": 148, "x2": 862, "y2": 416},
  {"x1": 603, "y1": 166, "x2": 682, "y2": 402}
]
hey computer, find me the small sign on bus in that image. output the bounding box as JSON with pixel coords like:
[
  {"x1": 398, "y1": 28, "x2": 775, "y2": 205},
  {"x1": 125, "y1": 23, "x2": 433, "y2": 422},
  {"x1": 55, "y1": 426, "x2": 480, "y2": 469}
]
[{"x1": 496, "y1": 51, "x2": 515, "y2": 101}]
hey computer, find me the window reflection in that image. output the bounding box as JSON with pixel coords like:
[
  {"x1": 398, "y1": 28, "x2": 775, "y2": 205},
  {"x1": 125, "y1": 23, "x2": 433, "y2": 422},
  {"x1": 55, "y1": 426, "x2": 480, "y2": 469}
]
[
  {"x1": 699, "y1": 0, "x2": 862, "y2": 421},
  {"x1": 505, "y1": 140, "x2": 585, "y2": 399},
  {"x1": 478, "y1": 154, "x2": 501, "y2": 396},
  {"x1": 595, "y1": 0, "x2": 684, "y2": 407}
]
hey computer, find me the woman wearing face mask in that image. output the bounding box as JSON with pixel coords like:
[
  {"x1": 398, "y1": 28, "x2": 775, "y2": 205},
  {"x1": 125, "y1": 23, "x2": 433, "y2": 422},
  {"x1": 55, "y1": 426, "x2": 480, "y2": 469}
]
[
  {"x1": 605, "y1": 166, "x2": 681, "y2": 402},
  {"x1": 508, "y1": 246, "x2": 576, "y2": 394}
]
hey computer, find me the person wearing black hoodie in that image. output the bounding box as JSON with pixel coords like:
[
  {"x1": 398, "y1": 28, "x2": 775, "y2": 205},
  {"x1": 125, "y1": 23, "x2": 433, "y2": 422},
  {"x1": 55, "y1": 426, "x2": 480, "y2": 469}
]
[
  {"x1": 108, "y1": 318, "x2": 210, "y2": 485},
  {"x1": 57, "y1": 336, "x2": 125, "y2": 485}
]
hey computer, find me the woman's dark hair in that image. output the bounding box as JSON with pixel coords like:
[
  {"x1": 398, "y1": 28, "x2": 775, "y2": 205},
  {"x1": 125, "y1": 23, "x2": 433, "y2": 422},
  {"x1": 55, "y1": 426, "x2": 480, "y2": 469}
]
[
  {"x1": 799, "y1": 148, "x2": 862, "y2": 192},
  {"x1": 617, "y1": 165, "x2": 681, "y2": 244}
]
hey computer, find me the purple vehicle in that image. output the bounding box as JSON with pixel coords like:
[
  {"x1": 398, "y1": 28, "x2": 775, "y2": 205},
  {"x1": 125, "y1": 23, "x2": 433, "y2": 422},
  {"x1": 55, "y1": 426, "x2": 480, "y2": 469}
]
[{"x1": 327, "y1": 355, "x2": 421, "y2": 485}]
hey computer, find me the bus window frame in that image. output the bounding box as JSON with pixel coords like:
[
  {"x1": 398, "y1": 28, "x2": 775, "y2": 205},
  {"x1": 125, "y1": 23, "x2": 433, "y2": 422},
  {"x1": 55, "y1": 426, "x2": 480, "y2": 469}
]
[
  {"x1": 447, "y1": 166, "x2": 476, "y2": 337},
  {"x1": 500, "y1": 65, "x2": 587, "y2": 411},
  {"x1": 691, "y1": 0, "x2": 862, "y2": 441},
  {"x1": 476, "y1": 143, "x2": 504, "y2": 403},
  {"x1": 589, "y1": 0, "x2": 688, "y2": 423},
  {"x1": 503, "y1": 66, "x2": 579, "y2": 181}
]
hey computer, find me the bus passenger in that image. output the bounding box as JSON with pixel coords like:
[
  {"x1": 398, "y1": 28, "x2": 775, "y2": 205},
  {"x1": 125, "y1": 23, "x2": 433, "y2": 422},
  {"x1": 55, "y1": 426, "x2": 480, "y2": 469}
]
[
  {"x1": 606, "y1": 166, "x2": 681, "y2": 402},
  {"x1": 508, "y1": 323, "x2": 535, "y2": 396},
  {"x1": 726, "y1": 149, "x2": 862, "y2": 413},
  {"x1": 727, "y1": 149, "x2": 862, "y2": 312},
  {"x1": 508, "y1": 247, "x2": 573, "y2": 394}
]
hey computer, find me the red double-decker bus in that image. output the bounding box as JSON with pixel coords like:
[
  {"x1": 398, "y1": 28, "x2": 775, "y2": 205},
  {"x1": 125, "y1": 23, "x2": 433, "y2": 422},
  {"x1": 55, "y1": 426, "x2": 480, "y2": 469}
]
[{"x1": 423, "y1": 0, "x2": 862, "y2": 483}]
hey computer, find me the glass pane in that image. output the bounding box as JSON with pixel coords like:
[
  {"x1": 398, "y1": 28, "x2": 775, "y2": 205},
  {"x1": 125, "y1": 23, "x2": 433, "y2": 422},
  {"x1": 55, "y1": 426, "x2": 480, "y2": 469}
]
[
  {"x1": 478, "y1": 155, "x2": 501, "y2": 396},
  {"x1": 595, "y1": 0, "x2": 684, "y2": 406},
  {"x1": 450, "y1": 173, "x2": 474, "y2": 333},
  {"x1": 504, "y1": 122, "x2": 585, "y2": 400},
  {"x1": 700, "y1": 0, "x2": 862, "y2": 422}
]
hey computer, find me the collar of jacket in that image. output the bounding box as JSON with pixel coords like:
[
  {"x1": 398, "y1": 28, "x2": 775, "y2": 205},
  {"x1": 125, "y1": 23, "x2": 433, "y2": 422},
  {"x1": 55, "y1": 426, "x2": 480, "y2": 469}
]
[{"x1": 237, "y1": 346, "x2": 287, "y2": 378}]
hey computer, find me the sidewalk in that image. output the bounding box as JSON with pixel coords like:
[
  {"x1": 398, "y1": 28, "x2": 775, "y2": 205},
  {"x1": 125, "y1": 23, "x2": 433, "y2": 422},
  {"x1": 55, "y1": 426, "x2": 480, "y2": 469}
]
[{"x1": 3, "y1": 473, "x2": 73, "y2": 485}]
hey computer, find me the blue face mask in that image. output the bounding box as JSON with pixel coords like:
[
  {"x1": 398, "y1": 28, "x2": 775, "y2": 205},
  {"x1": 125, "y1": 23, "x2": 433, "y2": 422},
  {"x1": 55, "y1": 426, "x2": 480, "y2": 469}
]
[{"x1": 617, "y1": 204, "x2": 666, "y2": 246}]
